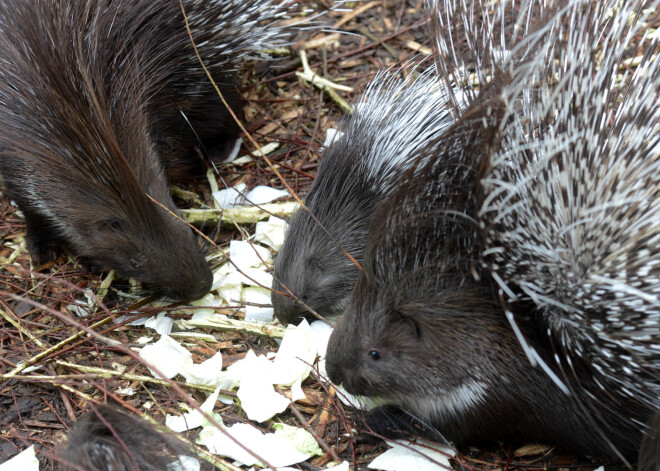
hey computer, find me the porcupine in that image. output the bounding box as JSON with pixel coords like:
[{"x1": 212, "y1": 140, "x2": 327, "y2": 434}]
[
  {"x1": 326, "y1": 0, "x2": 659, "y2": 465},
  {"x1": 324, "y1": 126, "x2": 646, "y2": 458},
  {"x1": 0, "y1": 0, "x2": 294, "y2": 301},
  {"x1": 272, "y1": 69, "x2": 462, "y2": 325},
  {"x1": 473, "y1": 0, "x2": 660, "y2": 464},
  {"x1": 58, "y1": 405, "x2": 194, "y2": 471}
]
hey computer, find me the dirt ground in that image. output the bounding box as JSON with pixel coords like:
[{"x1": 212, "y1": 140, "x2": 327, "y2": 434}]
[{"x1": 0, "y1": 1, "x2": 631, "y2": 470}]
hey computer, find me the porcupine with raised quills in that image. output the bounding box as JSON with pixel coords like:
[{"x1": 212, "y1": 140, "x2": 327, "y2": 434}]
[
  {"x1": 0, "y1": 0, "x2": 296, "y2": 301},
  {"x1": 472, "y1": 0, "x2": 660, "y2": 464},
  {"x1": 272, "y1": 69, "x2": 462, "y2": 325},
  {"x1": 326, "y1": 0, "x2": 659, "y2": 465}
]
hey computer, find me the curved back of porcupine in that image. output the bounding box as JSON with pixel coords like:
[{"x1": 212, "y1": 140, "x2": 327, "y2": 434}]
[
  {"x1": 272, "y1": 68, "x2": 463, "y2": 325},
  {"x1": 0, "y1": 0, "x2": 212, "y2": 300},
  {"x1": 475, "y1": 0, "x2": 660, "y2": 414},
  {"x1": 58, "y1": 406, "x2": 192, "y2": 471}
]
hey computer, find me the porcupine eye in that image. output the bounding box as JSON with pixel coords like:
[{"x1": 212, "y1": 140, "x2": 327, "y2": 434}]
[
  {"x1": 128, "y1": 254, "x2": 147, "y2": 271},
  {"x1": 369, "y1": 350, "x2": 381, "y2": 361}
]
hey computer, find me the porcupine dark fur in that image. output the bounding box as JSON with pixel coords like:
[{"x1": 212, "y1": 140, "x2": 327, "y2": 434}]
[
  {"x1": 272, "y1": 69, "x2": 462, "y2": 325},
  {"x1": 58, "y1": 405, "x2": 193, "y2": 471},
  {"x1": 0, "y1": 0, "x2": 294, "y2": 301},
  {"x1": 327, "y1": 0, "x2": 658, "y2": 464}
]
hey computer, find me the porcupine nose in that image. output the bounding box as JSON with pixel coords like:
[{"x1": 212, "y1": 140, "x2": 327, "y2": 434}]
[
  {"x1": 166, "y1": 253, "x2": 213, "y2": 302},
  {"x1": 325, "y1": 358, "x2": 345, "y2": 386},
  {"x1": 325, "y1": 334, "x2": 349, "y2": 387},
  {"x1": 184, "y1": 264, "x2": 213, "y2": 301}
]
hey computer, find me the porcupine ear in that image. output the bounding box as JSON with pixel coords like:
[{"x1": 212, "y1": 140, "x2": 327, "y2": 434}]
[
  {"x1": 95, "y1": 219, "x2": 125, "y2": 234},
  {"x1": 81, "y1": 218, "x2": 130, "y2": 251}
]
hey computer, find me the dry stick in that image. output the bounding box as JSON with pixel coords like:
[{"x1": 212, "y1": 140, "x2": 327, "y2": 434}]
[
  {"x1": 181, "y1": 202, "x2": 299, "y2": 224},
  {"x1": 289, "y1": 402, "x2": 342, "y2": 464},
  {"x1": 40, "y1": 389, "x2": 72, "y2": 428},
  {"x1": 178, "y1": 315, "x2": 286, "y2": 338},
  {"x1": 303, "y1": 32, "x2": 342, "y2": 50},
  {"x1": 333, "y1": 1, "x2": 382, "y2": 29},
  {"x1": 5, "y1": 311, "x2": 117, "y2": 377},
  {"x1": 296, "y1": 49, "x2": 354, "y2": 94},
  {"x1": 359, "y1": 28, "x2": 399, "y2": 60},
  {"x1": 5, "y1": 374, "x2": 121, "y2": 382},
  {"x1": 0, "y1": 305, "x2": 46, "y2": 349},
  {"x1": 58, "y1": 385, "x2": 77, "y2": 422},
  {"x1": 313, "y1": 378, "x2": 359, "y2": 466},
  {"x1": 3, "y1": 238, "x2": 24, "y2": 265},
  {"x1": 296, "y1": 49, "x2": 354, "y2": 113},
  {"x1": 3, "y1": 289, "x2": 276, "y2": 471},
  {"x1": 405, "y1": 39, "x2": 432, "y2": 55},
  {"x1": 54, "y1": 360, "x2": 221, "y2": 394},
  {"x1": 311, "y1": 388, "x2": 334, "y2": 440},
  {"x1": 58, "y1": 383, "x2": 94, "y2": 403},
  {"x1": 270, "y1": 159, "x2": 316, "y2": 179}
]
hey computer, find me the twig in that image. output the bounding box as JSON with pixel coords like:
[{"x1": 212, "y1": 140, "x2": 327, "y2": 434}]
[
  {"x1": 181, "y1": 202, "x2": 299, "y2": 225},
  {"x1": 0, "y1": 306, "x2": 46, "y2": 348},
  {"x1": 54, "y1": 360, "x2": 223, "y2": 394},
  {"x1": 333, "y1": 1, "x2": 381, "y2": 29},
  {"x1": 177, "y1": 315, "x2": 286, "y2": 339},
  {"x1": 296, "y1": 50, "x2": 355, "y2": 114},
  {"x1": 289, "y1": 402, "x2": 343, "y2": 464},
  {"x1": 5, "y1": 313, "x2": 118, "y2": 377}
]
